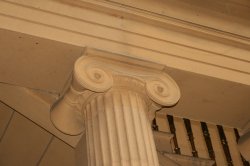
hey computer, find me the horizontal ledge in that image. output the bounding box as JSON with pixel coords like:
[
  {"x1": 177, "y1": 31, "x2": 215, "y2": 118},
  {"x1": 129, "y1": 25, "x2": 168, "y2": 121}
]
[
  {"x1": 1, "y1": 0, "x2": 250, "y2": 61},
  {"x1": 0, "y1": 1, "x2": 250, "y2": 86},
  {"x1": 0, "y1": 14, "x2": 249, "y2": 86},
  {"x1": 63, "y1": 0, "x2": 250, "y2": 44}
]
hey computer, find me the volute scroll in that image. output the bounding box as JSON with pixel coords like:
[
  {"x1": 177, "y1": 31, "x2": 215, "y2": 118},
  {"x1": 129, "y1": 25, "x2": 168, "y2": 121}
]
[
  {"x1": 74, "y1": 56, "x2": 114, "y2": 92},
  {"x1": 145, "y1": 74, "x2": 180, "y2": 106}
]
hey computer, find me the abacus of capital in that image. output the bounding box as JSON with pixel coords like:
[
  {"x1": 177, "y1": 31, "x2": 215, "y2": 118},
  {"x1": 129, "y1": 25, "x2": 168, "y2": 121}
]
[{"x1": 51, "y1": 54, "x2": 181, "y2": 166}]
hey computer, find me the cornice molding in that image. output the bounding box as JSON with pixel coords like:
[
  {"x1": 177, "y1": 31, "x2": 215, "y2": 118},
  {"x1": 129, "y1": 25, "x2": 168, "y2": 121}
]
[
  {"x1": 0, "y1": 0, "x2": 250, "y2": 85},
  {"x1": 61, "y1": 0, "x2": 250, "y2": 43}
]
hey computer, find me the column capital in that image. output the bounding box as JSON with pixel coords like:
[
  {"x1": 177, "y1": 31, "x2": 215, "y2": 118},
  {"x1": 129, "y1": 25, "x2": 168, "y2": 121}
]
[
  {"x1": 51, "y1": 52, "x2": 180, "y2": 135},
  {"x1": 73, "y1": 55, "x2": 180, "y2": 106}
]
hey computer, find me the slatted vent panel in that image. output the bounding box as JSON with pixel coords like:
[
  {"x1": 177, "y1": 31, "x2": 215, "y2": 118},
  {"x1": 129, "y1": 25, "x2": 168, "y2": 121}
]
[{"x1": 155, "y1": 114, "x2": 249, "y2": 166}]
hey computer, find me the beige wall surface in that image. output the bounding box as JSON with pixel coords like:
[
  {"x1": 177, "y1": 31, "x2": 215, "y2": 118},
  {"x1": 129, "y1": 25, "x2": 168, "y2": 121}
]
[
  {"x1": 0, "y1": 29, "x2": 85, "y2": 147},
  {"x1": 0, "y1": 29, "x2": 83, "y2": 94},
  {"x1": 0, "y1": 102, "x2": 78, "y2": 166},
  {"x1": 162, "y1": 66, "x2": 250, "y2": 129}
]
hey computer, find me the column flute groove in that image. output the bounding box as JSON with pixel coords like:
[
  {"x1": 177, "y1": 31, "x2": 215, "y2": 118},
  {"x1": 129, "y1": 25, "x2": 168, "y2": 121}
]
[
  {"x1": 97, "y1": 95, "x2": 111, "y2": 166},
  {"x1": 120, "y1": 92, "x2": 134, "y2": 165},
  {"x1": 91, "y1": 98, "x2": 103, "y2": 166},
  {"x1": 128, "y1": 91, "x2": 148, "y2": 166},
  {"x1": 136, "y1": 93, "x2": 155, "y2": 166},
  {"x1": 105, "y1": 92, "x2": 121, "y2": 165},
  {"x1": 113, "y1": 91, "x2": 131, "y2": 165}
]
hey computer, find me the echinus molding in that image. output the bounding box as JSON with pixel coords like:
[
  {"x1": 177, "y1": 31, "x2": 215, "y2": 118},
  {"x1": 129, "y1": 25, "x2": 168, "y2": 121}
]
[
  {"x1": 0, "y1": 0, "x2": 250, "y2": 85},
  {"x1": 51, "y1": 53, "x2": 180, "y2": 165}
]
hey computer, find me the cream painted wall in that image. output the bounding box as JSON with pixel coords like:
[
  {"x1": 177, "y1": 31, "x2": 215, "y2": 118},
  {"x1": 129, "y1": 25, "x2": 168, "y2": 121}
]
[{"x1": 0, "y1": 102, "x2": 77, "y2": 166}]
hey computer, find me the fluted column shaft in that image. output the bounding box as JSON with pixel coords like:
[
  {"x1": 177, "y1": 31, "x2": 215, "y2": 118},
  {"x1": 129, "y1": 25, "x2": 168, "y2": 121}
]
[{"x1": 84, "y1": 89, "x2": 159, "y2": 166}]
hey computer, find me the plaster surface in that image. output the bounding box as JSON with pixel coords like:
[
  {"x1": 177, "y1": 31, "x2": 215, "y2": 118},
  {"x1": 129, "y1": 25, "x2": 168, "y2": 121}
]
[{"x1": 161, "y1": 67, "x2": 250, "y2": 130}]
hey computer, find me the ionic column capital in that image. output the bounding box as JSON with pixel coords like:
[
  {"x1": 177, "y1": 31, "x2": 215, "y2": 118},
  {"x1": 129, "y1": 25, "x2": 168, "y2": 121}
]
[
  {"x1": 73, "y1": 55, "x2": 180, "y2": 106},
  {"x1": 51, "y1": 54, "x2": 180, "y2": 135}
]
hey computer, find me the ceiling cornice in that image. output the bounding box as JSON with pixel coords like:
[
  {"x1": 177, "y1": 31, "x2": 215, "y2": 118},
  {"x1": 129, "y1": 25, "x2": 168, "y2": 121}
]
[
  {"x1": 61, "y1": 0, "x2": 250, "y2": 44},
  {"x1": 0, "y1": 0, "x2": 250, "y2": 85}
]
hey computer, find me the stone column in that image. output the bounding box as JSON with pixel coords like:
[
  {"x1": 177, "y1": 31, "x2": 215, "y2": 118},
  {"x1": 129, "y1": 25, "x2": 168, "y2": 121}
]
[
  {"x1": 51, "y1": 55, "x2": 180, "y2": 166},
  {"x1": 85, "y1": 83, "x2": 159, "y2": 165}
]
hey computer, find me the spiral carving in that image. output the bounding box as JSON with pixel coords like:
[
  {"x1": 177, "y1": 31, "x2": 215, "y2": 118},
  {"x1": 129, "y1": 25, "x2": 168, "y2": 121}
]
[
  {"x1": 146, "y1": 79, "x2": 180, "y2": 106},
  {"x1": 74, "y1": 57, "x2": 113, "y2": 92},
  {"x1": 73, "y1": 56, "x2": 180, "y2": 105}
]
